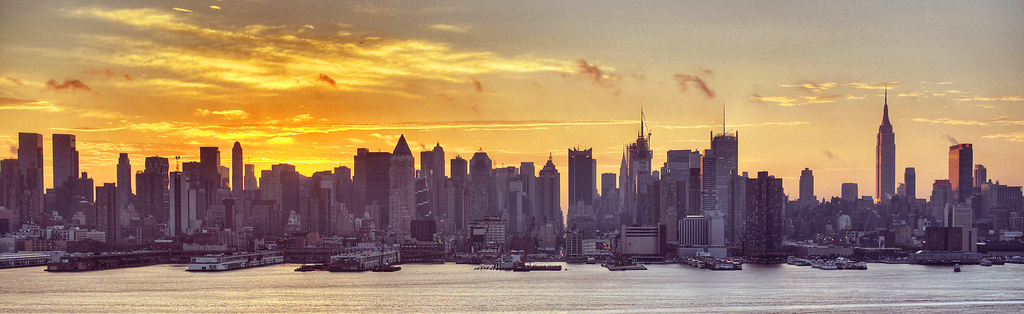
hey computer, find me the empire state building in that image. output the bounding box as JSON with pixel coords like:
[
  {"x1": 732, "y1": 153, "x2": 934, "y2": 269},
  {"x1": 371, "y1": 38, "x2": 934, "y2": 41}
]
[{"x1": 876, "y1": 88, "x2": 896, "y2": 202}]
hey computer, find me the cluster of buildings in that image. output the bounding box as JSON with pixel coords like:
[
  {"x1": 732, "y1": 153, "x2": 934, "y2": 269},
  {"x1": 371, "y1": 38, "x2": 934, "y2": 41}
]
[{"x1": 1, "y1": 91, "x2": 1021, "y2": 263}]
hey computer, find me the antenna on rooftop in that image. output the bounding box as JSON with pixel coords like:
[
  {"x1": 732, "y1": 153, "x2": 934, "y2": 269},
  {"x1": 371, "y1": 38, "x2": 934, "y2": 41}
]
[{"x1": 175, "y1": 156, "x2": 181, "y2": 172}]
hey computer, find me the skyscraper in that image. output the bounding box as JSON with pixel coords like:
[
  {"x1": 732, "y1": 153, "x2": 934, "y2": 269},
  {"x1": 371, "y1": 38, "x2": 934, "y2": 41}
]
[
  {"x1": 841, "y1": 183, "x2": 859, "y2": 202},
  {"x1": 389, "y1": 135, "x2": 415, "y2": 235},
  {"x1": 974, "y1": 164, "x2": 986, "y2": 190},
  {"x1": 949, "y1": 144, "x2": 973, "y2": 203},
  {"x1": 52, "y1": 134, "x2": 78, "y2": 217},
  {"x1": 468, "y1": 150, "x2": 492, "y2": 222},
  {"x1": 568, "y1": 147, "x2": 595, "y2": 207},
  {"x1": 18, "y1": 132, "x2": 43, "y2": 222},
  {"x1": 168, "y1": 171, "x2": 195, "y2": 237},
  {"x1": 244, "y1": 164, "x2": 258, "y2": 191},
  {"x1": 449, "y1": 156, "x2": 468, "y2": 231},
  {"x1": 116, "y1": 153, "x2": 132, "y2": 211},
  {"x1": 537, "y1": 154, "x2": 562, "y2": 233},
  {"x1": 743, "y1": 171, "x2": 784, "y2": 260},
  {"x1": 51, "y1": 134, "x2": 78, "y2": 190},
  {"x1": 232, "y1": 142, "x2": 243, "y2": 194},
  {"x1": 624, "y1": 112, "x2": 653, "y2": 224},
  {"x1": 135, "y1": 156, "x2": 169, "y2": 223},
  {"x1": 354, "y1": 148, "x2": 391, "y2": 226},
  {"x1": 876, "y1": 88, "x2": 896, "y2": 202},
  {"x1": 95, "y1": 183, "x2": 118, "y2": 242},
  {"x1": 703, "y1": 130, "x2": 739, "y2": 241},
  {"x1": 419, "y1": 143, "x2": 446, "y2": 220},
  {"x1": 905, "y1": 167, "x2": 916, "y2": 200},
  {"x1": 1, "y1": 159, "x2": 22, "y2": 224},
  {"x1": 799, "y1": 168, "x2": 814, "y2": 202}
]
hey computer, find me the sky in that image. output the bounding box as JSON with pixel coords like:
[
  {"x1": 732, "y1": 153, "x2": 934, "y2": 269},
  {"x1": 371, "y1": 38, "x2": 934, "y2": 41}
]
[{"x1": 1, "y1": 0, "x2": 1022, "y2": 210}]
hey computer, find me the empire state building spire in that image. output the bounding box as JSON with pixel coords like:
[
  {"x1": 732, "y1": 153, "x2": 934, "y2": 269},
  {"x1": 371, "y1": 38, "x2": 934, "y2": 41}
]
[{"x1": 876, "y1": 84, "x2": 896, "y2": 202}]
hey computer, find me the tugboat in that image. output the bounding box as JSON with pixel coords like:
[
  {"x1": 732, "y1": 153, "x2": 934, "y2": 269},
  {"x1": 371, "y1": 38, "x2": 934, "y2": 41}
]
[
  {"x1": 371, "y1": 264, "x2": 401, "y2": 272},
  {"x1": 294, "y1": 264, "x2": 322, "y2": 272},
  {"x1": 953, "y1": 264, "x2": 961, "y2": 272}
]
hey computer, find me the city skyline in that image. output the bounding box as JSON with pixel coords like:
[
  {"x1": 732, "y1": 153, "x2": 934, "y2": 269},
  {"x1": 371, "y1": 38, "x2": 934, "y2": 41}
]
[{"x1": 1, "y1": 1, "x2": 1023, "y2": 205}]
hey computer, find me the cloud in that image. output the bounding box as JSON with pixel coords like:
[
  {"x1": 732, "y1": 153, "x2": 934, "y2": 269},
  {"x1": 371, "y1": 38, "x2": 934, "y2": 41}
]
[
  {"x1": 897, "y1": 92, "x2": 923, "y2": 97},
  {"x1": 0, "y1": 97, "x2": 61, "y2": 111},
  {"x1": 213, "y1": 110, "x2": 249, "y2": 120},
  {"x1": 287, "y1": 114, "x2": 312, "y2": 122},
  {"x1": 847, "y1": 82, "x2": 900, "y2": 90},
  {"x1": 45, "y1": 79, "x2": 93, "y2": 92},
  {"x1": 750, "y1": 94, "x2": 841, "y2": 106},
  {"x1": 85, "y1": 68, "x2": 132, "y2": 81},
  {"x1": 469, "y1": 76, "x2": 482, "y2": 92},
  {"x1": 429, "y1": 24, "x2": 470, "y2": 33},
  {"x1": 567, "y1": 59, "x2": 620, "y2": 87},
  {"x1": 912, "y1": 117, "x2": 1024, "y2": 126},
  {"x1": 267, "y1": 137, "x2": 295, "y2": 144},
  {"x1": 954, "y1": 96, "x2": 1024, "y2": 102},
  {"x1": 172, "y1": 8, "x2": 192, "y2": 13},
  {"x1": 822, "y1": 150, "x2": 840, "y2": 160},
  {"x1": 660, "y1": 121, "x2": 808, "y2": 129},
  {"x1": 53, "y1": 119, "x2": 639, "y2": 143},
  {"x1": 672, "y1": 74, "x2": 715, "y2": 98},
  {"x1": 315, "y1": 74, "x2": 337, "y2": 87},
  {"x1": 781, "y1": 82, "x2": 838, "y2": 94},
  {"x1": 944, "y1": 134, "x2": 959, "y2": 145},
  {"x1": 67, "y1": 7, "x2": 565, "y2": 93},
  {"x1": 5, "y1": 77, "x2": 24, "y2": 86},
  {"x1": 983, "y1": 132, "x2": 1024, "y2": 142},
  {"x1": 210, "y1": 6, "x2": 221, "y2": 10}
]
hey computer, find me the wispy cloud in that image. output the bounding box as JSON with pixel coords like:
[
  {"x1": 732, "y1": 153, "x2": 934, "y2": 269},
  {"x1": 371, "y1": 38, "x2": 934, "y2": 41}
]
[
  {"x1": 51, "y1": 119, "x2": 639, "y2": 141},
  {"x1": 781, "y1": 82, "x2": 837, "y2": 94},
  {"x1": 67, "y1": 7, "x2": 566, "y2": 94},
  {"x1": 749, "y1": 94, "x2": 842, "y2": 106},
  {"x1": 673, "y1": 73, "x2": 715, "y2": 99},
  {"x1": 0, "y1": 97, "x2": 61, "y2": 111},
  {"x1": 984, "y1": 132, "x2": 1024, "y2": 142},
  {"x1": 660, "y1": 121, "x2": 809, "y2": 129},
  {"x1": 912, "y1": 117, "x2": 1024, "y2": 126},
  {"x1": 954, "y1": 96, "x2": 1024, "y2": 102},
  {"x1": 45, "y1": 78, "x2": 93, "y2": 92},
  {"x1": 565, "y1": 59, "x2": 620, "y2": 87},
  {"x1": 846, "y1": 82, "x2": 900, "y2": 90},
  {"x1": 429, "y1": 24, "x2": 470, "y2": 33}
]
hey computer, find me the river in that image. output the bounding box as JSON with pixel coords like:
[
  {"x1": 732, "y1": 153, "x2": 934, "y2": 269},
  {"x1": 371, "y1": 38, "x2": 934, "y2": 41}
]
[{"x1": 2, "y1": 262, "x2": 1023, "y2": 313}]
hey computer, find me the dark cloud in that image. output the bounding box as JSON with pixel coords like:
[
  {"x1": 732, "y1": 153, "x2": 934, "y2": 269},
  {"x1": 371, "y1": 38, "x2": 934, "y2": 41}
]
[
  {"x1": 45, "y1": 79, "x2": 93, "y2": 92},
  {"x1": 672, "y1": 74, "x2": 715, "y2": 98},
  {"x1": 8, "y1": 143, "x2": 16, "y2": 155},
  {"x1": 316, "y1": 73, "x2": 336, "y2": 87},
  {"x1": 5, "y1": 77, "x2": 24, "y2": 85},
  {"x1": 822, "y1": 150, "x2": 839, "y2": 160},
  {"x1": 469, "y1": 77, "x2": 482, "y2": 92},
  {"x1": 566, "y1": 59, "x2": 620, "y2": 87},
  {"x1": 699, "y1": 66, "x2": 714, "y2": 75},
  {"x1": 85, "y1": 68, "x2": 132, "y2": 81},
  {"x1": 438, "y1": 93, "x2": 454, "y2": 102},
  {"x1": 944, "y1": 134, "x2": 959, "y2": 145}
]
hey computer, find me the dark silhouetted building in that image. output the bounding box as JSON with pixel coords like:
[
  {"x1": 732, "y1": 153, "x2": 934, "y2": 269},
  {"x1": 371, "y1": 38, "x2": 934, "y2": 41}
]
[
  {"x1": 96, "y1": 183, "x2": 118, "y2": 242},
  {"x1": 568, "y1": 147, "x2": 595, "y2": 206},
  {"x1": 232, "y1": 142, "x2": 243, "y2": 194},
  {"x1": 18, "y1": 132, "x2": 43, "y2": 222},
  {"x1": 841, "y1": 183, "x2": 859, "y2": 202},
  {"x1": 468, "y1": 150, "x2": 492, "y2": 223},
  {"x1": 905, "y1": 167, "x2": 916, "y2": 200},
  {"x1": 537, "y1": 155, "x2": 562, "y2": 234},
  {"x1": 389, "y1": 135, "x2": 416, "y2": 235},
  {"x1": 116, "y1": 153, "x2": 132, "y2": 211},
  {"x1": 354, "y1": 148, "x2": 391, "y2": 227},
  {"x1": 744, "y1": 171, "x2": 784, "y2": 260},
  {"x1": 876, "y1": 89, "x2": 896, "y2": 202},
  {"x1": 135, "y1": 156, "x2": 169, "y2": 223},
  {"x1": 799, "y1": 168, "x2": 814, "y2": 202}
]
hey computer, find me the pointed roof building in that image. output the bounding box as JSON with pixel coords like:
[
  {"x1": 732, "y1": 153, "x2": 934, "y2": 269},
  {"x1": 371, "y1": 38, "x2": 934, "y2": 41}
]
[{"x1": 393, "y1": 134, "x2": 412, "y2": 156}]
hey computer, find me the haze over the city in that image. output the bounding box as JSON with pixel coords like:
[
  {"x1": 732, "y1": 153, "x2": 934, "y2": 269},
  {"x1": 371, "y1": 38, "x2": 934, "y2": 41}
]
[{"x1": 2, "y1": 0, "x2": 1022, "y2": 208}]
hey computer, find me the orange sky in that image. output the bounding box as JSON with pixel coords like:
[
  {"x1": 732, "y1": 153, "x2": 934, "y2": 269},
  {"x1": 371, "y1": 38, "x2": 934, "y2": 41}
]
[{"x1": 1, "y1": 1, "x2": 1023, "y2": 211}]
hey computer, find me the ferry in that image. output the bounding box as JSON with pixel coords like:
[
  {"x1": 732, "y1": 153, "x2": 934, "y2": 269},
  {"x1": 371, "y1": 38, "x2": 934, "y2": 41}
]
[
  {"x1": 186, "y1": 251, "x2": 284, "y2": 272},
  {"x1": 327, "y1": 248, "x2": 400, "y2": 272}
]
